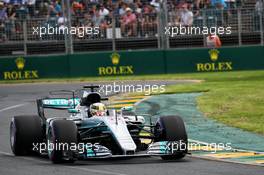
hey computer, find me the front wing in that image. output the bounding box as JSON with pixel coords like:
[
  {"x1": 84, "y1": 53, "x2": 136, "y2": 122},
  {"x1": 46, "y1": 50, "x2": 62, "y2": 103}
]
[{"x1": 77, "y1": 141, "x2": 188, "y2": 160}]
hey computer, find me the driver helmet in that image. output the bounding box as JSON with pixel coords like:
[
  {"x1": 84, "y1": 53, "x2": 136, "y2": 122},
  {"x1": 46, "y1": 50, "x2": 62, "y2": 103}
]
[{"x1": 90, "y1": 102, "x2": 107, "y2": 116}]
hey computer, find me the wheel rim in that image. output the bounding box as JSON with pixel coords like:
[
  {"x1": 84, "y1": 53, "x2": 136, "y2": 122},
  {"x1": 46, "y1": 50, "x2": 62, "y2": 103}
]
[
  {"x1": 47, "y1": 129, "x2": 54, "y2": 157},
  {"x1": 155, "y1": 123, "x2": 163, "y2": 140},
  {"x1": 10, "y1": 121, "x2": 16, "y2": 149}
]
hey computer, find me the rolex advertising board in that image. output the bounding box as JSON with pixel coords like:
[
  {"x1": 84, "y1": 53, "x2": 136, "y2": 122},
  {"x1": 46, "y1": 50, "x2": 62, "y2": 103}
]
[
  {"x1": 2, "y1": 57, "x2": 39, "y2": 80},
  {"x1": 165, "y1": 46, "x2": 264, "y2": 73},
  {"x1": 0, "y1": 46, "x2": 263, "y2": 80},
  {"x1": 68, "y1": 50, "x2": 165, "y2": 77},
  {"x1": 0, "y1": 55, "x2": 69, "y2": 80}
]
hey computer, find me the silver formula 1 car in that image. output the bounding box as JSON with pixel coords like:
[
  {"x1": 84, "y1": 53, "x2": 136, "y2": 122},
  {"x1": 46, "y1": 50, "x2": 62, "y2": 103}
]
[{"x1": 10, "y1": 85, "x2": 188, "y2": 163}]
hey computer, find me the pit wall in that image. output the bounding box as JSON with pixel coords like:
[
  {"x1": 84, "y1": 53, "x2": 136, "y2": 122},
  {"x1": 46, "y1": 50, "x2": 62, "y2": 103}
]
[{"x1": 0, "y1": 46, "x2": 263, "y2": 80}]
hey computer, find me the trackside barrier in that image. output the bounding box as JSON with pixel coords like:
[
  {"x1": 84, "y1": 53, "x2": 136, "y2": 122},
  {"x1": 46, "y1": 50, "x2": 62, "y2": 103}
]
[{"x1": 0, "y1": 46, "x2": 263, "y2": 80}]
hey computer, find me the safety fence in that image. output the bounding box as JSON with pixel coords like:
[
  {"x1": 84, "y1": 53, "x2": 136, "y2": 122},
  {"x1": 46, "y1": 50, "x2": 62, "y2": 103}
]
[{"x1": 0, "y1": 6, "x2": 263, "y2": 57}]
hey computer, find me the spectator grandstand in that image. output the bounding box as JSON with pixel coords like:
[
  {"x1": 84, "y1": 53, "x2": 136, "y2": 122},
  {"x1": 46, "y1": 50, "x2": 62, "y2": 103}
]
[{"x1": 0, "y1": 0, "x2": 263, "y2": 56}]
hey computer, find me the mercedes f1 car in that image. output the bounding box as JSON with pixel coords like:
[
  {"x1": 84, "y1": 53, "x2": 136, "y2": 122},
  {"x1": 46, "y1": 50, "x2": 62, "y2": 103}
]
[{"x1": 10, "y1": 85, "x2": 188, "y2": 163}]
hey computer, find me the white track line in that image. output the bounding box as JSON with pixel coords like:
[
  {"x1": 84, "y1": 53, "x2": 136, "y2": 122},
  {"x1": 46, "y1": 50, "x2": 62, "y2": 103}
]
[
  {"x1": 190, "y1": 154, "x2": 264, "y2": 167},
  {"x1": 65, "y1": 166, "x2": 127, "y2": 175},
  {"x1": 189, "y1": 139, "x2": 264, "y2": 167},
  {"x1": 0, "y1": 151, "x2": 13, "y2": 156},
  {"x1": 134, "y1": 96, "x2": 152, "y2": 106},
  {"x1": 189, "y1": 139, "x2": 264, "y2": 154},
  {"x1": 0, "y1": 103, "x2": 28, "y2": 112},
  {"x1": 0, "y1": 150, "x2": 127, "y2": 175}
]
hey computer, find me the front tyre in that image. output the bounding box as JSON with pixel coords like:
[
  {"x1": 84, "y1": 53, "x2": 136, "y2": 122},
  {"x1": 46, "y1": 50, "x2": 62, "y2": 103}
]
[
  {"x1": 154, "y1": 115, "x2": 188, "y2": 160},
  {"x1": 10, "y1": 115, "x2": 43, "y2": 156},
  {"x1": 47, "y1": 120, "x2": 78, "y2": 163}
]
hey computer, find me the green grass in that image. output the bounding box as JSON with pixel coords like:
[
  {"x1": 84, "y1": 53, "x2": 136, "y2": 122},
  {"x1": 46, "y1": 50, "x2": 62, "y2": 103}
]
[
  {"x1": 1, "y1": 70, "x2": 263, "y2": 135},
  {"x1": 161, "y1": 70, "x2": 264, "y2": 135}
]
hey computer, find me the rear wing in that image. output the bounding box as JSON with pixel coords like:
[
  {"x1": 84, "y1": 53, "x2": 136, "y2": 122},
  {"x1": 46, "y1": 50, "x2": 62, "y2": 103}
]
[
  {"x1": 36, "y1": 87, "x2": 108, "y2": 119},
  {"x1": 41, "y1": 98, "x2": 80, "y2": 109},
  {"x1": 36, "y1": 90, "x2": 80, "y2": 119},
  {"x1": 83, "y1": 85, "x2": 100, "y2": 92}
]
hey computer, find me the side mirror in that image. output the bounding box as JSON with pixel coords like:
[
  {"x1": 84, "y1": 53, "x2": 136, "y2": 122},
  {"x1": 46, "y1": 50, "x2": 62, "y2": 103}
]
[{"x1": 68, "y1": 109, "x2": 80, "y2": 113}]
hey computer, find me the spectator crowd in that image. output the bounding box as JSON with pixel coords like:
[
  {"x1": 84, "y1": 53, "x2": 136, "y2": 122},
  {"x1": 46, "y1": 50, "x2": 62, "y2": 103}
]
[{"x1": 0, "y1": 0, "x2": 259, "y2": 41}]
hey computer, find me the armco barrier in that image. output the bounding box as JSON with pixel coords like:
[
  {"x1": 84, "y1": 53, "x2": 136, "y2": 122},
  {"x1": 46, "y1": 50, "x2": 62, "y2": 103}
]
[{"x1": 0, "y1": 46, "x2": 263, "y2": 80}]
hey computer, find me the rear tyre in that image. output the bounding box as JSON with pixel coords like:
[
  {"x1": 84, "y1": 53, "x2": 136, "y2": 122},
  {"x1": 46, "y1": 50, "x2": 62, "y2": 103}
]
[
  {"x1": 154, "y1": 115, "x2": 188, "y2": 160},
  {"x1": 48, "y1": 120, "x2": 77, "y2": 163},
  {"x1": 10, "y1": 115, "x2": 43, "y2": 156}
]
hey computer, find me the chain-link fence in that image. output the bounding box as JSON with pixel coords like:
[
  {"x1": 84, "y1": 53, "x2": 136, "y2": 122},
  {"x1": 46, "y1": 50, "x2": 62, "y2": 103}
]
[{"x1": 0, "y1": 1, "x2": 263, "y2": 57}]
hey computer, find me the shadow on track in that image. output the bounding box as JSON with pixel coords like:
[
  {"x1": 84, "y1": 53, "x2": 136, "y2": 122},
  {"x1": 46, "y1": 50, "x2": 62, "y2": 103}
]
[{"x1": 0, "y1": 152, "x2": 190, "y2": 166}]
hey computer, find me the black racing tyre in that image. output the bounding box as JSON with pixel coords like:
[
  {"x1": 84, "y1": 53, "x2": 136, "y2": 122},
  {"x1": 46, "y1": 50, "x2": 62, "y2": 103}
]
[
  {"x1": 48, "y1": 120, "x2": 77, "y2": 163},
  {"x1": 154, "y1": 115, "x2": 188, "y2": 160},
  {"x1": 10, "y1": 115, "x2": 43, "y2": 156}
]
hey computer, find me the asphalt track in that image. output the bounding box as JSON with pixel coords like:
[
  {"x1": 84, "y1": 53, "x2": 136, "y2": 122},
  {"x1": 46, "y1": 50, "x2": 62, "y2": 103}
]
[{"x1": 0, "y1": 81, "x2": 263, "y2": 175}]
